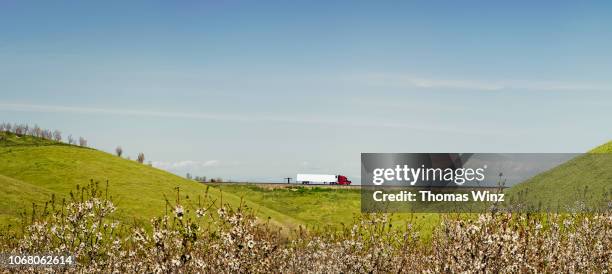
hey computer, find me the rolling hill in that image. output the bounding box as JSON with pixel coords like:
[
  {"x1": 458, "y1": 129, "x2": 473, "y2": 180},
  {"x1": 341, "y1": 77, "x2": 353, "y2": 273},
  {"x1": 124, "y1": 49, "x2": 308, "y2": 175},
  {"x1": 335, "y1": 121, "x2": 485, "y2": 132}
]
[
  {"x1": 0, "y1": 131, "x2": 439, "y2": 237},
  {"x1": 0, "y1": 131, "x2": 300, "y2": 229},
  {"x1": 504, "y1": 141, "x2": 612, "y2": 211},
  {"x1": 209, "y1": 184, "x2": 440, "y2": 231},
  {"x1": 1, "y1": 130, "x2": 608, "y2": 235}
]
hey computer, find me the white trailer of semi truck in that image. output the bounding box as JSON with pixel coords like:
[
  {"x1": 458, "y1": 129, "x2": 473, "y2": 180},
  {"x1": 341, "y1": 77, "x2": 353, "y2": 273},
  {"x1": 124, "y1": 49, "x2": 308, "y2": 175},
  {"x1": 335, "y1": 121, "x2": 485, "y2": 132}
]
[{"x1": 296, "y1": 174, "x2": 336, "y2": 184}]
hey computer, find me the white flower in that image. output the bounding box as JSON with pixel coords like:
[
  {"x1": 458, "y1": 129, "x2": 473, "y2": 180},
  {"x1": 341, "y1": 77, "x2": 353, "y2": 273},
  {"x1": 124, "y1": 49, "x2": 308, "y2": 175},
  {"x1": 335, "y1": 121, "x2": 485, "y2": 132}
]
[
  {"x1": 154, "y1": 231, "x2": 163, "y2": 243},
  {"x1": 175, "y1": 205, "x2": 184, "y2": 219},
  {"x1": 217, "y1": 207, "x2": 226, "y2": 218}
]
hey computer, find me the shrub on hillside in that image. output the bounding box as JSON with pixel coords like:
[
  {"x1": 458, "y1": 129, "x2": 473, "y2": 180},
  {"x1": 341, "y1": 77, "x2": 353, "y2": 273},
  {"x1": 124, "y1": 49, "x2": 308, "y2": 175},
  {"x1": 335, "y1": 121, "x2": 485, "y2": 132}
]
[
  {"x1": 42, "y1": 129, "x2": 52, "y2": 140},
  {"x1": 13, "y1": 123, "x2": 27, "y2": 136},
  {"x1": 137, "y1": 153, "x2": 145, "y2": 164},
  {"x1": 79, "y1": 137, "x2": 87, "y2": 147},
  {"x1": 52, "y1": 130, "x2": 62, "y2": 142},
  {"x1": 31, "y1": 124, "x2": 42, "y2": 137}
]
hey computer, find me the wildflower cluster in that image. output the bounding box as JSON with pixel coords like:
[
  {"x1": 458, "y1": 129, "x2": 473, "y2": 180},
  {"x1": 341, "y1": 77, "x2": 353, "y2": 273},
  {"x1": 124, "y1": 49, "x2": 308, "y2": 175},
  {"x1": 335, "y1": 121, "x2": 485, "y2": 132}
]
[
  {"x1": 1, "y1": 182, "x2": 610, "y2": 273},
  {"x1": 429, "y1": 213, "x2": 611, "y2": 273}
]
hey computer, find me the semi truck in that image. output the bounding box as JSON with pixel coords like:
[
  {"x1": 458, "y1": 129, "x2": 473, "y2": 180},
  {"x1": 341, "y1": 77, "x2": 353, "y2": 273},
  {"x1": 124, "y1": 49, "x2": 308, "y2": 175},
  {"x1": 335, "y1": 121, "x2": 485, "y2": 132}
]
[{"x1": 296, "y1": 174, "x2": 352, "y2": 185}]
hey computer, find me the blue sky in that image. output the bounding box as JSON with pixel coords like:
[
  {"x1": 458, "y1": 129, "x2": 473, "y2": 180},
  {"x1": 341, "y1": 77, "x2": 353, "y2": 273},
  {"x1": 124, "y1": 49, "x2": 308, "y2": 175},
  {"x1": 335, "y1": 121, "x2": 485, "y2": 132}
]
[{"x1": 1, "y1": 1, "x2": 611, "y2": 182}]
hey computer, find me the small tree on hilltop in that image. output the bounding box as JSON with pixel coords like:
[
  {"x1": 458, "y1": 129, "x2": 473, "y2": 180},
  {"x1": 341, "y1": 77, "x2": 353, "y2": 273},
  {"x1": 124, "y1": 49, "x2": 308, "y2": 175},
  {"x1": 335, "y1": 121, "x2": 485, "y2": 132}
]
[
  {"x1": 42, "y1": 129, "x2": 52, "y2": 140},
  {"x1": 53, "y1": 130, "x2": 62, "y2": 142},
  {"x1": 115, "y1": 146, "x2": 123, "y2": 157},
  {"x1": 137, "y1": 152, "x2": 145, "y2": 163},
  {"x1": 67, "y1": 135, "x2": 75, "y2": 145},
  {"x1": 33, "y1": 125, "x2": 41, "y2": 138},
  {"x1": 79, "y1": 137, "x2": 87, "y2": 147},
  {"x1": 14, "y1": 124, "x2": 26, "y2": 136}
]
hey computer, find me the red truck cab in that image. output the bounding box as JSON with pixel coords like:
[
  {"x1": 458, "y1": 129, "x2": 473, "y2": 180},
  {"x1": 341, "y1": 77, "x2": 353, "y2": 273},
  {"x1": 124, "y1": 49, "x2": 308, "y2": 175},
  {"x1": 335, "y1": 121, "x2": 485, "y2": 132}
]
[{"x1": 337, "y1": 175, "x2": 352, "y2": 185}]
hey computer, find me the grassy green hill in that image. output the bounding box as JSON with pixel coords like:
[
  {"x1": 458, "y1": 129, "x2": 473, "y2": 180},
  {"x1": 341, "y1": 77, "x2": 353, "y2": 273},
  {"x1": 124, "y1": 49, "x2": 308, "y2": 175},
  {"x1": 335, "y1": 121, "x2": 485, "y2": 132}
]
[
  {"x1": 590, "y1": 141, "x2": 612, "y2": 153},
  {"x1": 0, "y1": 132, "x2": 300, "y2": 229},
  {"x1": 210, "y1": 184, "x2": 440, "y2": 232},
  {"x1": 2, "y1": 130, "x2": 608, "y2": 236},
  {"x1": 505, "y1": 141, "x2": 612, "y2": 211},
  {"x1": 0, "y1": 131, "x2": 438, "y2": 237},
  {"x1": 0, "y1": 174, "x2": 54, "y2": 224},
  {"x1": 212, "y1": 184, "x2": 362, "y2": 227}
]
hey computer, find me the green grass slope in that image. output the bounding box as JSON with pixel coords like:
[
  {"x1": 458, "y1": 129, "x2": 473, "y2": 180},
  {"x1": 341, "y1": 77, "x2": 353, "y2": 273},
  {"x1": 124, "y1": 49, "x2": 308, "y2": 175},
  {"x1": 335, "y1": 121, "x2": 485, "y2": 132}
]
[
  {"x1": 0, "y1": 131, "x2": 440, "y2": 235},
  {"x1": 211, "y1": 185, "x2": 363, "y2": 227},
  {"x1": 590, "y1": 141, "x2": 612, "y2": 153},
  {"x1": 0, "y1": 132, "x2": 434, "y2": 234},
  {"x1": 0, "y1": 174, "x2": 55, "y2": 224},
  {"x1": 505, "y1": 141, "x2": 612, "y2": 211},
  {"x1": 0, "y1": 132, "x2": 300, "y2": 229},
  {"x1": 210, "y1": 184, "x2": 441, "y2": 236}
]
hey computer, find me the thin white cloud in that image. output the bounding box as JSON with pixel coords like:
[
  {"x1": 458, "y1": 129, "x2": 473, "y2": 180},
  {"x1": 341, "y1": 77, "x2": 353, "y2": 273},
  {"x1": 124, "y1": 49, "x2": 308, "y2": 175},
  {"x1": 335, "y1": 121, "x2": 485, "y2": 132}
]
[
  {"x1": 0, "y1": 102, "x2": 349, "y2": 124},
  {"x1": 358, "y1": 73, "x2": 611, "y2": 92},
  {"x1": 0, "y1": 102, "x2": 501, "y2": 135},
  {"x1": 152, "y1": 160, "x2": 220, "y2": 171},
  {"x1": 0, "y1": 102, "x2": 270, "y2": 122}
]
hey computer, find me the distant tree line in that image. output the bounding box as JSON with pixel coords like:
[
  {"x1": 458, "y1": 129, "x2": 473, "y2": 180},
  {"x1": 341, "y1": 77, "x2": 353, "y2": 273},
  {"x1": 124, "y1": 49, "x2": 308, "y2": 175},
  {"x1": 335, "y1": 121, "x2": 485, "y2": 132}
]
[
  {"x1": 186, "y1": 173, "x2": 223, "y2": 183},
  {"x1": 0, "y1": 122, "x2": 88, "y2": 147},
  {"x1": 1, "y1": 122, "x2": 148, "y2": 165}
]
